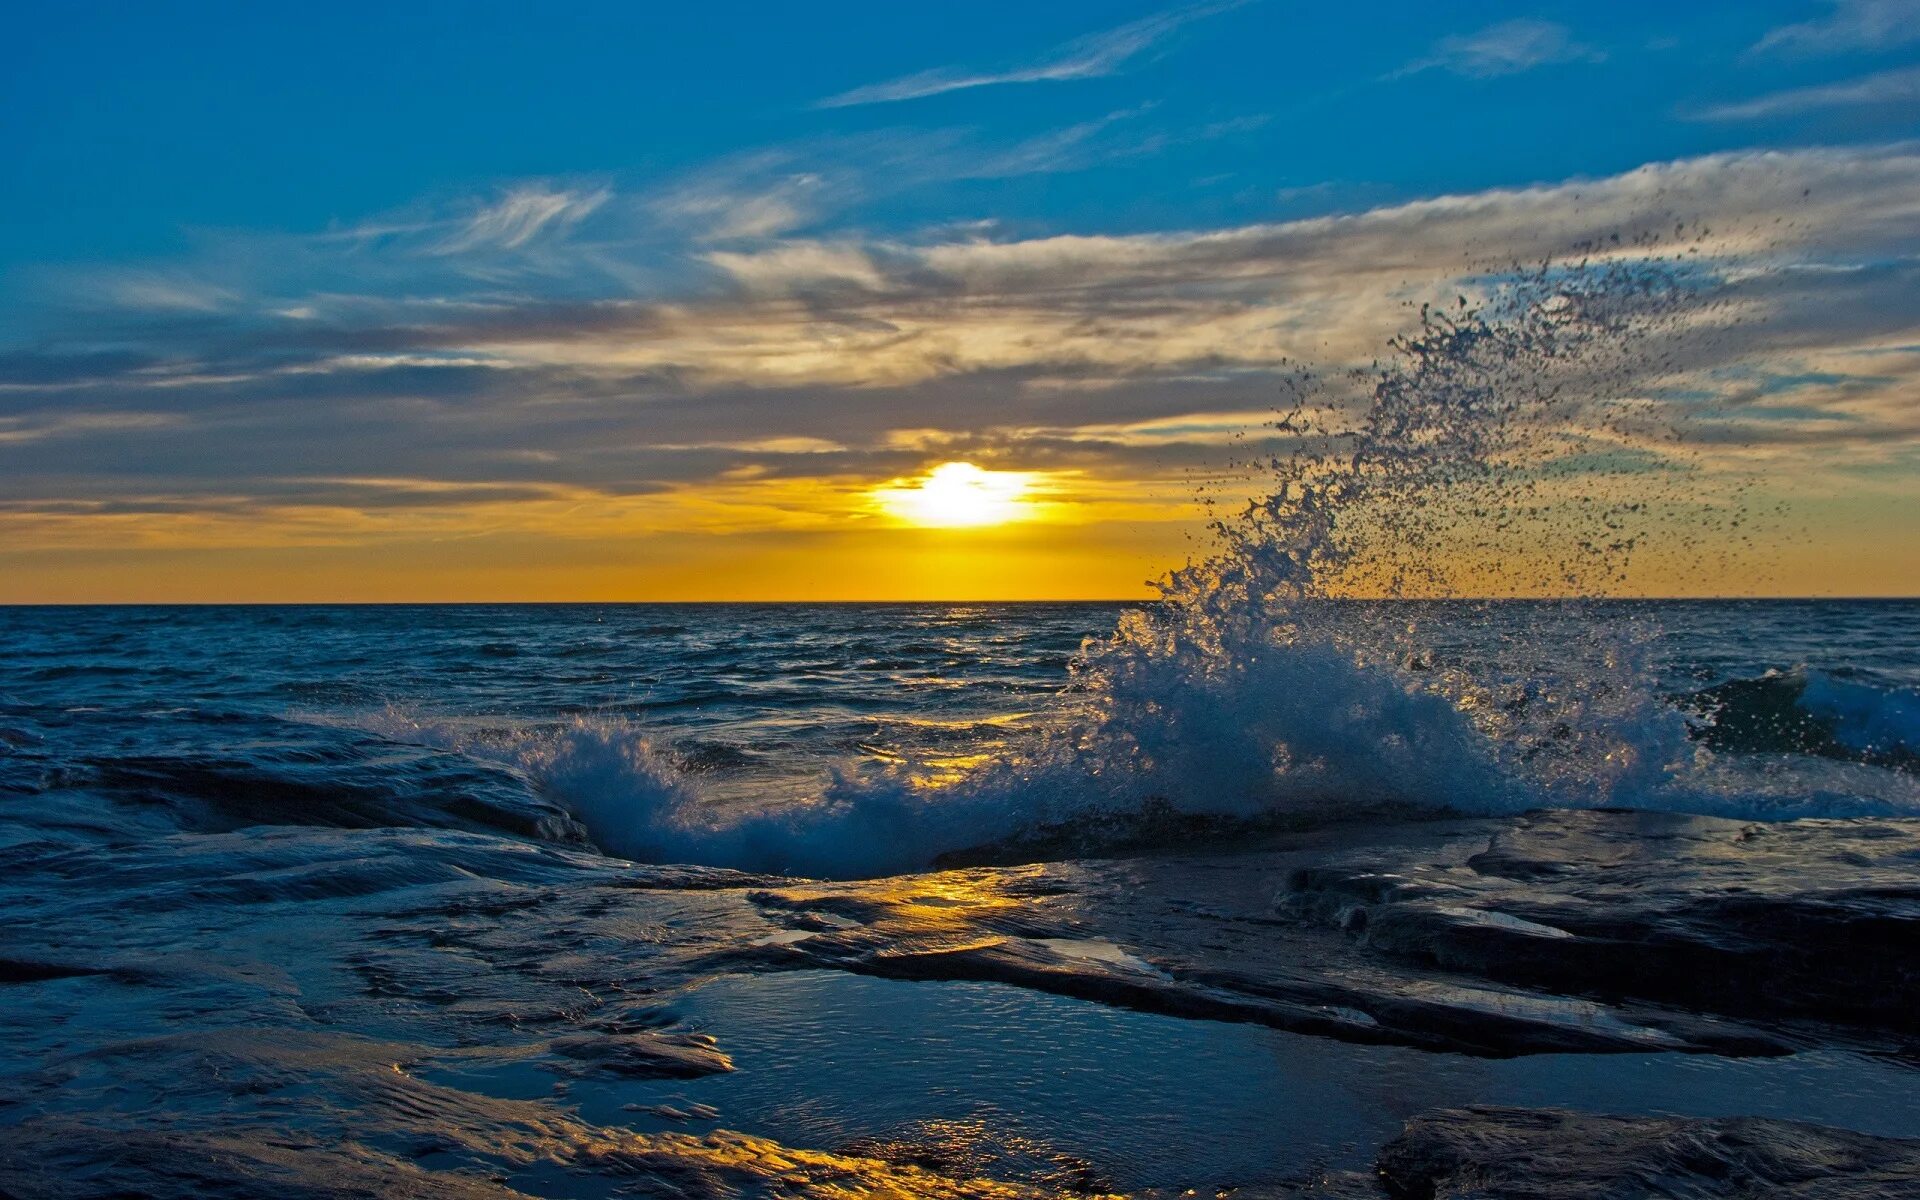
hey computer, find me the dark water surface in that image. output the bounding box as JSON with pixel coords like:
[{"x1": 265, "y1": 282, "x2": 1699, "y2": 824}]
[
  {"x1": 3, "y1": 601, "x2": 1915, "y2": 841},
  {"x1": 1, "y1": 601, "x2": 1917, "y2": 1194}
]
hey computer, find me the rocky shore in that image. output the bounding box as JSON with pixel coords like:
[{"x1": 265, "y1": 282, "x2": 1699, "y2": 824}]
[{"x1": 2, "y1": 808, "x2": 1915, "y2": 1197}]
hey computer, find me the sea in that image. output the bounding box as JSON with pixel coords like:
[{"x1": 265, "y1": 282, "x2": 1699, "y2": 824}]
[
  {"x1": 3, "y1": 599, "x2": 1916, "y2": 873},
  {"x1": 4, "y1": 259, "x2": 1918, "y2": 1194},
  {"x1": 1, "y1": 599, "x2": 1918, "y2": 1193}
]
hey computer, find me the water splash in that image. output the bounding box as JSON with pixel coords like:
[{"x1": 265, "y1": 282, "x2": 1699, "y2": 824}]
[
  {"x1": 359, "y1": 253, "x2": 1916, "y2": 877},
  {"x1": 1048, "y1": 255, "x2": 1718, "y2": 825}
]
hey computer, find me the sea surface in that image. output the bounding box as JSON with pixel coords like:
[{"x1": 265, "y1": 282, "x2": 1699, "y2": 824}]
[
  {"x1": 2, "y1": 600, "x2": 1919, "y2": 1193},
  {"x1": 6, "y1": 260, "x2": 1920, "y2": 1193},
  {"x1": 3, "y1": 600, "x2": 1916, "y2": 863}
]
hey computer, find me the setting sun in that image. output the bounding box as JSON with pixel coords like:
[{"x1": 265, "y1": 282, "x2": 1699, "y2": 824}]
[{"x1": 873, "y1": 462, "x2": 1037, "y2": 528}]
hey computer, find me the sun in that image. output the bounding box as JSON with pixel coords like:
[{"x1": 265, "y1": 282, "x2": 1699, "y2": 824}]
[{"x1": 873, "y1": 462, "x2": 1035, "y2": 528}]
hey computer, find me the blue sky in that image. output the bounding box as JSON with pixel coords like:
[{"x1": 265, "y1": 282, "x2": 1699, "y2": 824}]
[
  {"x1": 7, "y1": 1, "x2": 1914, "y2": 273},
  {"x1": 1, "y1": 2, "x2": 1917, "y2": 598}
]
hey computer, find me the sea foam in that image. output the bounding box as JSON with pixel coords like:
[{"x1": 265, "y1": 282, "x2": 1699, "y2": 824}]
[{"x1": 363, "y1": 255, "x2": 1919, "y2": 878}]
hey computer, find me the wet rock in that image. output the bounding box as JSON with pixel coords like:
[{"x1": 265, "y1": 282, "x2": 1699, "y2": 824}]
[
  {"x1": 1377, "y1": 1106, "x2": 1920, "y2": 1199},
  {"x1": 547, "y1": 1030, "x2": 733, "y2": 1079},
  {"x1": 0, "y1": 957, "x2": 107, "y2": 984},
  {"x1": 741, "y1": 820, "x2": 1809, "y2": 1059},
  {"x1": 1284, "y1": 809, "x2": 1920, "y2": 1037},
  {"x1": 5, "y1": 803, "x2": 1916, "y2": 1196},
  {"x1": 76, "y1": 749, "x2": 591, "y2": 845},
  {"x1": 1136, "y1": 1177, "x2": 1384, "y2": 1199},
  {"x1": 0, "y1": 1120, "x2": 531, "y2": 1199}
]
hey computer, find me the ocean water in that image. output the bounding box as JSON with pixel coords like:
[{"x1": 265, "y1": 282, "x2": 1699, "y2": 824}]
[
  {"x1": 2, "y1": 600, "x2": 1916, "y2": 874},
  {"x1": 2, "y1": 598, "x2": 1918, "y2": 1192},
  {"x1": 5, "y1": 259, "x2": 1919, "y2": 1193},
  {"x1": 13, "y1": 258, "x2": 1916, "y2": 878}
]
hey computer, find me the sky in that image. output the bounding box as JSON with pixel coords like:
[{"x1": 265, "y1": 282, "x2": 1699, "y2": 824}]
[{"x1": 2, "y1": 0, "x2": 1918, "y2": 601}]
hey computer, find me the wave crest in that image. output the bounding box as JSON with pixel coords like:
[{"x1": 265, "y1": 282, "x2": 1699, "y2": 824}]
[{"x1": 364, "y1": 255, "x2": 1918, "y2": 877}]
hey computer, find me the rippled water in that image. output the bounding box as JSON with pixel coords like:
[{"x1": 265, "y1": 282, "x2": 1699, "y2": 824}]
[
  {"x1": 5, "y1": 259, "x2": 1920, "y2": 1194},
  {"x1": 3, "y1": 601, "x2": 1918, "y2": 1194},
  {"x1": 3, "y1": 601, "x2": 1915, "y2": 868}
]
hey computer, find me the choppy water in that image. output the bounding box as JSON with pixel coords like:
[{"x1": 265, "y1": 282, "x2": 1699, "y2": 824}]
[
  {"x1": 2, "y1": 598, "x2": 1918, "y2": 1193},
  {"x1": 12, "y1": 258, "x2": 1916, "y2": 877},
  {"x1": 5, "y1": 256, "x2": 1919, "y2": 1195},
  {"x1": 2, "y1": 600, "x2": 1916, "y2": 875}
]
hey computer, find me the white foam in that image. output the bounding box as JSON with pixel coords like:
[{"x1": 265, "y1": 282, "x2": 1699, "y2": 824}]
[{"x1": 359, "y1": 261, "x2": 1920, "y2": 878}]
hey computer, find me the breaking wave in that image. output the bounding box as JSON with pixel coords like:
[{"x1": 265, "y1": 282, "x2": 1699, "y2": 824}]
[
  {"x1": 1687, "y1": 668, "x2": 1920, "y2": 768},
  {"x1": 366, "y1": 651, "x2": 1920, "y2": 880},
  {"x1": 353, "y1": 253, "x2": 1918, "y2": 878}
]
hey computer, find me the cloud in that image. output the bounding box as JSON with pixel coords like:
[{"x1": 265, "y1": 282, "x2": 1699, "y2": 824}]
[
  {"x1": 3, "y1": 145, "x2": 1919, "y2": 557},
  {"x1": 318, "y1": 183, "x2": 611, "y2": 258},
  {"x1": 1392, "y1": 19, "x2": 1603, "y2": 80},
  {"x1": 99, "y1": 273, "x2": 244, "y2": 314},
  {"x1": 703, "y1": 241, "x2": 887, "y2": 295},
  {"x1": 1752, "y1": 0, "x2": 1920, "y2": 55},
  {"x1": 955, "y1": 103, "x2": 1172, "y2": 178},
  {"x1": 0, "y1": 411, "x2": 184, "y2": 445},
  {"x1": 23, "y1": 115, "x2": 1260, "y2": 338},
  {"x1": 1691, "y1": 63, "x2": 1920, "y2": 120},
  {"x1": 430, "y1": 185, "x2": 610, "y2": 254},
  {"x1": 816, "y1": 2, "x2": 1239, "y2": 107},
  {"x1": 647, "y1": 156, "x2": 831, "y2": 242}
]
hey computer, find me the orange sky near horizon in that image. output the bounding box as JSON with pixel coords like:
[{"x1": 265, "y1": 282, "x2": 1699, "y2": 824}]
[
  {"x1": 5, "y1": 9, "x2": 1920, "y2": 607},
  {"x1": 4, "y1": 477, "x2": 1915, "y2": 604},
  {"x1": 5, "y1": 156, "x2": 1918, "y2": 605}
]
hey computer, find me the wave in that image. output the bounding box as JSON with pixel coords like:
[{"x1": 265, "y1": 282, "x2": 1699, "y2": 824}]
[
  {"x1": 355, "y1": 256, "x2": 1919, "y2": 878},
  {"x1": 60, "y1": 737, "x2": 590, "y2": 846},
  {"x1": 1686, "y1": 668, "x2": 1919, "y2": 769},
  {"x1": 361, "y1": 710, "x2": 1032, "y2": 878},
  {"x1": 364, "y1": 650, "x2": 1920, "y2": 881}
]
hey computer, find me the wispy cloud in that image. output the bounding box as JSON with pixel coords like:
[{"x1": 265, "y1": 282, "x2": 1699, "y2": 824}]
[
  {"x1": 430, "y1": 185, "x2": 610, "y2": 255},
  {"x1": 25, "y1": 114, "x2": 1262, "y2": 333},
  {"x1": 957, "y1": 104, "x2": 1171, "y2": 178},
  {"x1": 1752, "y1": 0, "x2": 1920, "y2": 55},
  {"x1": 99, "y1": 273, "x2": 244, "y2": 314},
  {"x1": 1693, "y1": 64, "x2": 1920, "y2": 120},
  {"x1": 6, "y1": 145, "x2": 1920, "y2": 563},
  {"x1": 649, "y1": 158, "x2": 830, "y2": 242},
  {"x1": 642, "y1": 110, "x2": 1260, "y2": 245},
  {"x1": 816, "y1": 2, "x2": 1240, "y2": 108},
  {"x1": 1391, "y1": 19, "x2": 1603, "y2": 80}
]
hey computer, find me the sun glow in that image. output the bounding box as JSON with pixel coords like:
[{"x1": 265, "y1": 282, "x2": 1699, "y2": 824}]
[{"x1": 874, "y1": 462, "x2": 1036, "y2": 528}]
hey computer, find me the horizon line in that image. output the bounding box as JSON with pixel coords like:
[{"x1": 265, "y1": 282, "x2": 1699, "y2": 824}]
[{"x1": 4, "y1": 596, "x2": 1918, "y2": 608}]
